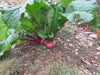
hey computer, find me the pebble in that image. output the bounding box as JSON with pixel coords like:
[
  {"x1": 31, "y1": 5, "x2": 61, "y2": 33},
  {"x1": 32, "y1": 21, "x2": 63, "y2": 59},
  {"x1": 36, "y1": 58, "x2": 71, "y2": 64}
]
[
  {"x1": 94, "y1": 56, "x2": 98, "y2": 59},
  {"x1": 75, "y1": 33, "x2": 84, "y2": 39},
  {"x1": 97, "y1": 47, "x2": 100, "y2": 50},
  {"x1": 88, "y1": 42, "x2": 93, "y2": 47},
  {"x1": 66, "y1": 39, "x2": 70, "y2": 42},
  {"x1": 96, "y1": 52, "x2": 100, "y2": 55},
  {"x1": 69, "y1": 43, "x2": 73, "y2": 47},
  {"x1": 64, "y1": 46, "x2": 67, "y2": 49},
  {"x1": 89, "y1": 34, "x2": 97, "y2": 39},
  {"x1": 75, "y1": 49, "x2": 78, "y2": 51},
  {"x1": 75, "y1": 52, "x2": 78, "y2": 55}
]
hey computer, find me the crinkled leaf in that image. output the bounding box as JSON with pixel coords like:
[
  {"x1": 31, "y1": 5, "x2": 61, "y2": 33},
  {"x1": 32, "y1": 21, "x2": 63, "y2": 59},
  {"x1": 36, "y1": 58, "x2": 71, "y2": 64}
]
[
  {"x1": 49, "y1": 3, "x2": 67, "y2": 33},
  {"x1": 64, "y1": 0, "x2": 99, "y2": 28},
  {"x1": 24, "y1": 0, "x2": 67, "y2": 38},
  {"x1": 20, "y1": 13, "x2": 36, "y2": 32},
  {"x1": 0, "y1": 6, "x2": 25, "y2": 29},
  {"x1": 65, "y1": 0, "x2": 99, "y2": 21},
  {"x1": 69, "y1": 0, "x2": 98, "y2": 13},
  {"x1": 26, "y1": 0, "x2": 49, "y2": 28},
  {"x1": 25, "y1": 1, "x2": 51, "y2": 38},
  {"x1": 47, "y1": 8, "x2": 54, "y2": 28},
  {"x1": 67, "y1": 11, "x2": 94, "y2": 21}
]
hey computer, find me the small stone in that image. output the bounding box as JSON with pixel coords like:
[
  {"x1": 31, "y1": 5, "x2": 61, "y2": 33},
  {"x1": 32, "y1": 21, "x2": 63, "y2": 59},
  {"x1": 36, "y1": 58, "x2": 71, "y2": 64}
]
[
  {"x1": 95, "y1": 56, "x2": 98, "y2": 59},
  {"x1": 66, "y1": 39, "x2": 70, "y2": 42},
  {"x1": 64, "y1": 43, "x2": 67, "y2": 46},
  {"x1": 94, "y1": 63, "x2": 98, "y2": 67},
  {"x1": 69, "y1": 43, "x2": 73, "y2": 47},
  {"x1": 67, "y1": 57, "x2": 71, "y2": 60},
  {"x1": 75, "y1": 35, "x2": 80, "y2": 39},
  {"x1": 97, "y1": 47, "x2": 100, "y2": 50},
  {"x1": 89, "y1": 34, "x2": 97, "y2": 39},
  {"x1": 75, "y1": 49, "x2": 78, "y2": 51},
  {"x1": 75, "y1": 52, "x2": 78, "y2": 55},
  {"x1": 88, "y1": 42, "x2": 93, "y2": 47},
  {"x1": 64, "y1": 46, "x2": 67, "y2": 49},
  {"x1": 96, "y1": 52, "x2": 100, "y2": 55}
]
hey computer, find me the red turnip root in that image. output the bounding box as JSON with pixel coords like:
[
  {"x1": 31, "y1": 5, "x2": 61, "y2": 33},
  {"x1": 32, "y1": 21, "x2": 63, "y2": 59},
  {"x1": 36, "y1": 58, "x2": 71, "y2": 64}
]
[
  {"x1": 40, "y1": 38, "x2": 46, "y2": 44},
  {"x1": 44, "y1": 41, "x2": 55, "y2": 48},
  {"x1": 40, "y1": 38, "x2": 55, "y2": 48}
]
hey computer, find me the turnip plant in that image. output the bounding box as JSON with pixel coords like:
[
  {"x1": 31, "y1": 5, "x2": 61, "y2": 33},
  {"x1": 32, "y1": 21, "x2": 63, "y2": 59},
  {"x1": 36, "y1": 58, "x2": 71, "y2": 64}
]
[{"x1": 0, "y1": 0, "x2": 99, "y2": 56}]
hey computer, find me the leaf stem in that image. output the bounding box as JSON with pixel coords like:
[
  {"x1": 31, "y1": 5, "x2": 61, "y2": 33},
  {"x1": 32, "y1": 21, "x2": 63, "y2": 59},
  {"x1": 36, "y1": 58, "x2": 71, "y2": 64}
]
[
  {"x1": 18, "y1": 39, "x2": 34, "y2": 41},
  {"x1": 16, "y1": 41, "x2": 39, "y2": 48},
  {"x1": 26, "y1": 7, "x2": 41, "y2": 30}
]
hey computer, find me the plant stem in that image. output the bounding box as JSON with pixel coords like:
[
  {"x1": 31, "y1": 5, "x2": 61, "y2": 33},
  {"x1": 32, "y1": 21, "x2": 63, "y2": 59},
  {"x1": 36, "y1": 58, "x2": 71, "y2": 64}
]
[
  {"x1": 16, "y1": 41, "x2": 39, "y2": 48},
  {"x1": 26, "y1": 7, "x2": 41, "y2": 30},
  {"x1": 18, "y1": 39, "x2": 34, "y2": 41}
]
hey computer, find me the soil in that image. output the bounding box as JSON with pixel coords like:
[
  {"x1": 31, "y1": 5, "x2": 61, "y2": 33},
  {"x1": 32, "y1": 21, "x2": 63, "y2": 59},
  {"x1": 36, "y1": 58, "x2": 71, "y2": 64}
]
[{"x1": 0, "y1": 0, "x2": 100, "y2": 75}]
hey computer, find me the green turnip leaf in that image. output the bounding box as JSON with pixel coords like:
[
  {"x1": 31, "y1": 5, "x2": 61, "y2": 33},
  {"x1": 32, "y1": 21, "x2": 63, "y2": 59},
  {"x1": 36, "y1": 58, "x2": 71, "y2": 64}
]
[
  {"x1": 91, "y1": 12, "x2": 100, "y2": 29},
  {"x1": 0, "y1": 29, "x2": 19, "y2": 56},
  {"x1": 0, "y1": 6, "x2": 25, "y2": 29},
  {"x1": 60, "y1": 0, "x2": 73, "y2": 8},
  {"x1": 0, "y1": 41, "x2": 6, "y2": 51},
  {"x1": 64, "y1": 0, "x2": 99, "y2": 28},
  {"x1": 0, "y1": 15, "x2": 10, "y2": 41},
  {"x1": 66, "y1": 11, "x2": 94, "y2": 22}
]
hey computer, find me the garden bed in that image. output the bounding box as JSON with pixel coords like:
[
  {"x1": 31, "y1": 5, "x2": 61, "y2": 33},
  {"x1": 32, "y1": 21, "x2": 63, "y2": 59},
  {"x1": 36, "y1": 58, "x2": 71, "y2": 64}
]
[{"x1": 0, "y1": 0, "x2": 100, "y2": 75}]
